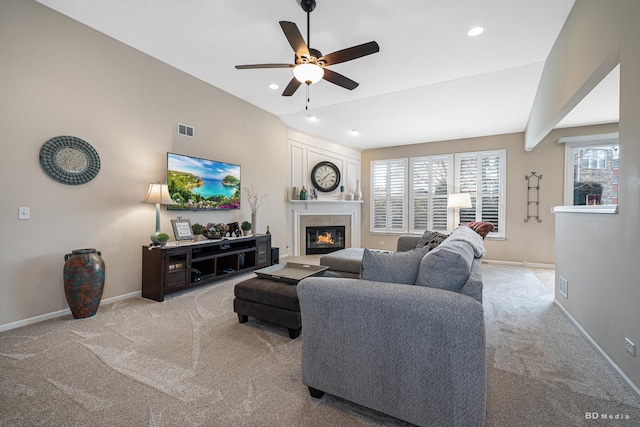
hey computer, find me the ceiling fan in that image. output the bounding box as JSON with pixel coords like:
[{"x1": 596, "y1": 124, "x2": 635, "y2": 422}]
[{"x1": 235, "y1": 0, "x2": 379, "y2": 97}]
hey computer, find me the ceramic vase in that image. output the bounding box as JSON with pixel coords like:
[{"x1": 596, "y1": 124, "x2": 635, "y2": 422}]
[
  {"x1": 355, "y1": 179, "x2": 362, "y2": 201},
  {"x1": 251, "y1": 212, "x2": 257, "y2": 235},
  {"x1": 63, "y1": 249, "x2": 105, "y2": 319}
]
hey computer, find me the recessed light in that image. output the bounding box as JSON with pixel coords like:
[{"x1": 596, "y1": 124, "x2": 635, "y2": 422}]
[
  {"x1": 269, "y1": 83, "x2": 279, "y2": 90},
  {"x1": 350, "y1": 129, "x2": 360, "y2": 136},
  {"x1": 467, "y1": 26, "x2": 484, "y2": 37},
  {"x1": 307, "y1": 115, "x2": 318, "y2": 121}
]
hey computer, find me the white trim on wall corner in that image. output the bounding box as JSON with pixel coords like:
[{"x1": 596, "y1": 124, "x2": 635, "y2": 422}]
[
  {"x1": 554, "y1": 300, "x2": 640, "y2": 399},
  {"x1": 0, "y1": 291, "x2": 141, "y2": 333}
]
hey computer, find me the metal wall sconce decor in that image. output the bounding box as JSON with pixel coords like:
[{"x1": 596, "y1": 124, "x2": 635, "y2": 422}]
[
  {"x1": 524, "y1": 171, "x2": 542, "y2": 223},
  {"x1": 39, "y1": 136, "x2": 101, "y2": 185}
]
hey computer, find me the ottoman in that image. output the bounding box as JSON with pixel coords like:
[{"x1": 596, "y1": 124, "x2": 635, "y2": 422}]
[
  {"x1": 319, "y1": 248, "x2": 365, "y2": 278},
  {"x1": 233, "y1": 272, "x2": 341, "y2": 339}
]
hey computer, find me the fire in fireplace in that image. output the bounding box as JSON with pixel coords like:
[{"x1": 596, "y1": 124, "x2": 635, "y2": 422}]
[{"x1": 306, "y1": 226, "x2": 346, "y2": 255}]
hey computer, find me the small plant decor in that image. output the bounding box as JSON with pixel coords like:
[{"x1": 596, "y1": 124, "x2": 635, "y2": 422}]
[
  {"x1": 191, "y1": 223, "x2": 204, "y2": 235},
  {"x1": 241, "y1": 221, "x2": 252, "y2": 236},
  {"x1": 156, "y1": 233, "x2": 170, "y2": 245}
]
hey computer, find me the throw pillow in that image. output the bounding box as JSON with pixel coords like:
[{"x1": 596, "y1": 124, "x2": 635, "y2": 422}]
[
  {"x1": 415, "y1": 240, "x2": 474, "y2": 293},
  {"x1": 466, "y1": 221, "x2": 495, "y2": 239},
  {"x1": 415, "y1": 230, "x2": 449, "y2": 250},
  {"x1": 360, "y1": 247, "x2": 429, "y2": 285}
]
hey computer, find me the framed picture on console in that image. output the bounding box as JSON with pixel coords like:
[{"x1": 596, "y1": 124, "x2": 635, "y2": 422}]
[{"x1": 171, "y1": 218, "x2": 194, "y2": 241}]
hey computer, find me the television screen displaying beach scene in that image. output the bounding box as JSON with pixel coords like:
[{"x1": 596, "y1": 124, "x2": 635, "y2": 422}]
[{"x1": 167, "y1": 152, "x2": 240, "y2": 210}]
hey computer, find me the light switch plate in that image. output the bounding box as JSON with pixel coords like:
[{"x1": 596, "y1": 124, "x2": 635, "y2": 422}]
[{"x1": 18, "y1": 207, "x2": 30, "y2": 220}]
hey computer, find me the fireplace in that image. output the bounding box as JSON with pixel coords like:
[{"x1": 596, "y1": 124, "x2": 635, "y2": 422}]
[{"x1": 306, "y1": 226, "x2": 346, "y2": 255}]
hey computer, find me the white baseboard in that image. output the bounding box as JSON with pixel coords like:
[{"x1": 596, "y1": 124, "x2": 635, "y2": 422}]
[
  {"x1": 482, "y1": 259, "x2": 555, "y2": 269},
  {"x1": 0, "y1": 291, "x2": 141, "y2": 333},
  {"x1": 554, "y1": 300, "x2": 640, "y2": 399}
]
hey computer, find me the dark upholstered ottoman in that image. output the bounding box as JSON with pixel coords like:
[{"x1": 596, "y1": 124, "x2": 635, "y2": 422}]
[{"x1": 233, "y1": 272, "x2": 340, "y2": 339}]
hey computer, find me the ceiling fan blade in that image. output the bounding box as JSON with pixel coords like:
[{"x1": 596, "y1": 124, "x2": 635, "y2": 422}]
[
  {"x1": 235, "y1": 64, "x2": 294, "y2": 69},
  {"x1": 318, "y1": 41, "x2": 379, "y2": 66},
  {"x1": 322, "y1": 68, "x2": 359, "y2": 90},
  {"x1": 282, "y1": 77, "x2": 302, "y2": 96},
  {"x1": 279, "y1": 21, "x2": 310, "y2": 59}
]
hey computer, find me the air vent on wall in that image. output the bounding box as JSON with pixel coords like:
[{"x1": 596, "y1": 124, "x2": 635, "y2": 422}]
[{"x1": 177, "y1": 123, "x2": 194, "y2": 138}]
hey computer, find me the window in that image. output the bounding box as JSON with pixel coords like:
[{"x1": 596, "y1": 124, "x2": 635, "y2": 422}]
[
  {"x1": 370, "y1": 149, "x2": 505, "y2": 238},
  {"x1": 455, "y1": 150, "x2": 505, "y2": 237},
  {"x1": 371, "y1": 159, "x2": 407, "y2": 232},
  {"x1": 561, "y1": 133, "x2": 619, "y2": 205},
  {"x1": 409, "y1": 155, "x2": 452, "y2": 233}
]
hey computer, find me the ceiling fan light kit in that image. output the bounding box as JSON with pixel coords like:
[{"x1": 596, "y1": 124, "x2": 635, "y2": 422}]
[
  {"x1": 293, "y1": 63, "x2": 324, "y2": 85},
  {"x1": 235, "y1": 0, "x2": 379, "y2": 98}
]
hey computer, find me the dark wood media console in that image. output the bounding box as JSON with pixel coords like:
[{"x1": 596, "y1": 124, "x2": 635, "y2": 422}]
[{"x1": 142, "y1": 234, "x2": 271, "y2": 301}]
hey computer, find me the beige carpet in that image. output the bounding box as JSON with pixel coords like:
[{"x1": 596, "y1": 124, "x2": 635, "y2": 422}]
[{"x1": 1, "y1": 264, "x2": 639, "y2": 426}]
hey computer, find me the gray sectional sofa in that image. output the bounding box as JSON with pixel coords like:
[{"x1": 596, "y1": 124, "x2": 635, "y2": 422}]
[{"x1": 298, "y1": 226, "x2": 487, "y2": 427}]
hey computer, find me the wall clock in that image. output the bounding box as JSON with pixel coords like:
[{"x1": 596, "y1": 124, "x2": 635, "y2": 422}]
[{"x1": 311, "y1": 161, "x2": 341, "y2": 192}]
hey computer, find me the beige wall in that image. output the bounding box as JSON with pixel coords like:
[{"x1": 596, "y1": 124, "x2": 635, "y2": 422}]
[
  {"x1": 0, "y1": 0, "x2": 289, "y2": 326},
  {"x1": 535, "y1": 0, "x2": 640, "y2": 391},
  {"x1": 360, "y1": 123, "x2": 618, "y2": 265}
]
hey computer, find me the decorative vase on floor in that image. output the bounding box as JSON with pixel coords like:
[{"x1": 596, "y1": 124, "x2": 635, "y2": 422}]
[
  {"x1": 63, "y1": 249, "x2": 105, "y2": 319},
  {"x1": 355, "y1": 179, "x2": 362, "y2": 201}
]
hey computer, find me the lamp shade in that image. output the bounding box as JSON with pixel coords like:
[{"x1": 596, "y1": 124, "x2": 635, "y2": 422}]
[
  {"x1": 142, "y1": 183, "x2": 175, "y2": 205},
  {"x1": 293, "y1": 63, "x2": 324, "y2": 85},
  {"x1": 447, "y1": 193, "x2": 472, "y2": 209}
]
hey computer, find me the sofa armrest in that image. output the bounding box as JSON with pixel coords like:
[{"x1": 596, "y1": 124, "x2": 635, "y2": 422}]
[
  {"x1": 396, "y1": 235, "x2": 421, "y2": 252},
  {"x1": 298, "y1": 278, "x2": 486, "y2": 427}
]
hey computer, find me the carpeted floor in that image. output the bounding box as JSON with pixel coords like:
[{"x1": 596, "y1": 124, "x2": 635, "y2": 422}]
[{"x1": 0, "y1": 264, "x2": 638, "y2": 426}]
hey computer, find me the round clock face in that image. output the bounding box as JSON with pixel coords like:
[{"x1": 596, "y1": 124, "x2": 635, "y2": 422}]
[{"x1": 311, "y1": 161, "x2": 341, "y2": 192}]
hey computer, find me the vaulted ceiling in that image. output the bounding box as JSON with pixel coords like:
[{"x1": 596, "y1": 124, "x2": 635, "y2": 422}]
[{"x1": 36, "y1": 0, "x2": 619, "y2": 150}]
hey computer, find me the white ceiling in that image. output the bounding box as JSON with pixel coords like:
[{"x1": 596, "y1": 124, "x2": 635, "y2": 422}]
[{"x1": 36, "y1": 0, "x2": 619, "y2": 150}]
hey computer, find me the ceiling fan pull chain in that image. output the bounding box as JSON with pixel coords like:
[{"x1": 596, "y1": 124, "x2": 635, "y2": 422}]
[{"x1": 306, "y1": 85, "x2": 310, "y2": 110}]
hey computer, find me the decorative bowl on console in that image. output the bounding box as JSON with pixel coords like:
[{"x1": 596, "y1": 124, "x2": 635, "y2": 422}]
[{"x1": 203, "y1": 223, "x2": 226, "y2": 239}]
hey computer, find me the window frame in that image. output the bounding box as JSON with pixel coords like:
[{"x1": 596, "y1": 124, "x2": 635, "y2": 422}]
[
  {"x1": 370, "y1": 149, "x2": 505, "y2": 238},
  {"x1": 561, "y1": 133, "x2": 619, "y2": 206},
  {"x1": 454, "y1": 149, "x2": 506, "y2": 239},
  {"x1": 370, "y1": 158, "x2": 408, "y2": 233},
  {"x1": 409, "y1": 154, "x2": 453, "y2": 234}
]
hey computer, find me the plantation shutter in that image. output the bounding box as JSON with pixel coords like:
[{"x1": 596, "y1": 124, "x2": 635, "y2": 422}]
[
  {"x1": 456, "y1": 150, "x2": 505, "y2": 237},
  {"x1": 371, "y1": 159, "x2": 407, "y2": 232},
  {"x1": 410, "y1": 156, "x2": 451, "y2": 233}
]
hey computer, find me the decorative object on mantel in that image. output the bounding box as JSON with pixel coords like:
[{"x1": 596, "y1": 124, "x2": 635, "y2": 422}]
[
  {"x1": 300, "y1": 186, "x2": 308, "y2": 200},
  {"x1": 355, "y1": 179, "x2": 362, "y2": 201},
  {"x1": 347, "y1": 189, "x2": 354, "y2": 200},
  {"x1": 266, "y1": 225, "x2": 271, "y2": 235},
  {"x1": 245, "y1": 185, "x2": 267, "y2": 235},
  {"x1": 171, "y1": 217, "x2": 193, "y2": 242},
  {"x1": 141, "y1": 182, "x2": 176, "y2": 245},
  {"x1": 39, "y1": 136, "x2": 101, "y2": 185},
  {"x1": 292, "y1": 186, "x2": 299, "y2": 200},
  {"x1": 524, "y1": 172, "x2": 542, "y2": 223},
  {"x1": 63, "y1": 249, "x2": 105, "y2": 319},
  {"x1": 241, "y1": 221, "x2": 252, "y2": 236},
  {"x1": 340, "y1": 185, "x2": 345, "y2": 199}
]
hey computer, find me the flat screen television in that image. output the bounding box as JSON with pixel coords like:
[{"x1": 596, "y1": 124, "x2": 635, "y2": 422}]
[{"x1": 167, "y1": 152, "x2": 240, "y2": 210}]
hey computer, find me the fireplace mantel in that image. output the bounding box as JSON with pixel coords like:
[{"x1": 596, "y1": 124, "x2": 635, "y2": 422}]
[{"x1": 289, "y1": 200, "x2": 362, "y2": 256}]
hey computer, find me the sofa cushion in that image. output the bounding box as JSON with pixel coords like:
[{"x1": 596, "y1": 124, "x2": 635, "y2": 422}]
[
  {"x1": 466, "y1": 221, "x2": 495, "y2": 239},
  {"x1": 415, "y1": 240, "x2": 475, "y2": 293},
  {"x1": 415, "y1": 230, "x2": 449, "y2": 251},
  {"x1": 360, "y1": 247, "x2": 428, "y2": 285}
]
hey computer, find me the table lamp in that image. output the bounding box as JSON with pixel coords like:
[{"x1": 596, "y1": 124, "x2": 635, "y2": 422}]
[
  {"x1": 447, "y1": 193, "x2": 472, "y2": 232},
  {"x1": 142, "y1": 182, "x2": 176, "y2": 244}
]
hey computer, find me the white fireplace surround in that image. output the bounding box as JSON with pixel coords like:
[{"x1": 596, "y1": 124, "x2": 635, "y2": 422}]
[{"x1": 290, "y1": 200, "x2": 362, "y2": 256}]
